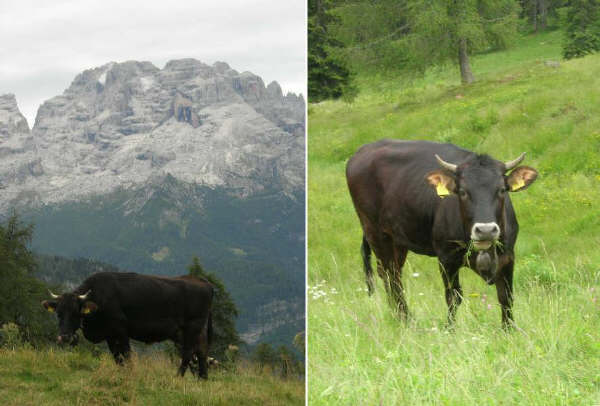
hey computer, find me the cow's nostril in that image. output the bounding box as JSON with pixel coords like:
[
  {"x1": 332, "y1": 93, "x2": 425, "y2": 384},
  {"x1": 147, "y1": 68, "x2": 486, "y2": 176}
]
[{"x1": 472, "y1": 223, "x2": 500, "y2": 239}]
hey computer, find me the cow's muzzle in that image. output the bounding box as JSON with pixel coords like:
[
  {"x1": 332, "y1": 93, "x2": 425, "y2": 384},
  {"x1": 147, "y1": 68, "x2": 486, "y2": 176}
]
[{"x1": 471, "y1": 222, "x2": 500, "y2": 245}]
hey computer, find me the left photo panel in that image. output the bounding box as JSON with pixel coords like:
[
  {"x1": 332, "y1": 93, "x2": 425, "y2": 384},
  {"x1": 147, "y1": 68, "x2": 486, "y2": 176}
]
[{"x1": 0, "y1": 1, "x2": 306, "y2": 404}]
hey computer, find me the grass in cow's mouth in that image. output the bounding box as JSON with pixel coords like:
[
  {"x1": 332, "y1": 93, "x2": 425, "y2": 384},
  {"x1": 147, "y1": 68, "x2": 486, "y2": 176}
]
[
  {"x1": 465, "y1": 240, "x2": 475, "y2": 265},
  {"x1": 460, "y1": 239, "x2": 505, "y2": 267}
]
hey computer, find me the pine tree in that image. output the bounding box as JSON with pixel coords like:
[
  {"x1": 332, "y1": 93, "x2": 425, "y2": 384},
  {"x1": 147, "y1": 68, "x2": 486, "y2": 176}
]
[
  {"x1": 308, "y1": 0, "x2": 356, "y2": 102},
  {"x1": 405, "y1": 0, "x2": 520, "y2": 83},
  {"x1": 187, "y1": 256, "x2": 240, "y2": 358},
  {"x1": 563, "y1": 0, "x2": 600, "y2": 59}
]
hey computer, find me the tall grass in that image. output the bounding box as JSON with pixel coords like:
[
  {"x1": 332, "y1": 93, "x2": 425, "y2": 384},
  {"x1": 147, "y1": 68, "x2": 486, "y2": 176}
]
[
  {"x1": 308, "y1": 30, "x2": 600, "y2": 405},
  {"x1": 0, "y1": 347, "x2": 304, "y2": 405}
]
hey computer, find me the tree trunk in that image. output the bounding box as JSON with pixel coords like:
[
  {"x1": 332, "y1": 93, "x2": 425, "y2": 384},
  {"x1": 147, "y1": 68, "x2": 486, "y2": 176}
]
[
  {"x1": 539, "y1": 0, "x2": 547, "y2": 30},
  {"x1": 458, "y1": 38, "x2": 474, "y2": 84},
  {"x1": 532, "y1": 0, "x2": 538, "y2": 32}
]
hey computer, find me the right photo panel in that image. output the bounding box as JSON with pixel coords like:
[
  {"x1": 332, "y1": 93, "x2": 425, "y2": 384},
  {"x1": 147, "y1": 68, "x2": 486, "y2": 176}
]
[{"x1": 308, "y1": 0, "x2": 600, "y2": 404}]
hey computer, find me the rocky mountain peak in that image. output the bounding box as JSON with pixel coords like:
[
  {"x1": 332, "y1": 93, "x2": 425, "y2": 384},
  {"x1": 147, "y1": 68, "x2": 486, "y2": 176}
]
[
  {"x1": 267, "y1": 81, "x2": 283, "y2": 99},
  {"x1": 0, "y1": 94, "x2": 30, "y2": 136},
  {"x1": 0, "y1": 59, "x2": 305, "y2": 212}
]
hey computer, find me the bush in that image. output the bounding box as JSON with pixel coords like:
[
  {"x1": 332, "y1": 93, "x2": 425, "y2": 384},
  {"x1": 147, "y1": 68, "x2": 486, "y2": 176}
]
[{"x1": 0, "y1": 323, "x2": 24, "y2": 349}]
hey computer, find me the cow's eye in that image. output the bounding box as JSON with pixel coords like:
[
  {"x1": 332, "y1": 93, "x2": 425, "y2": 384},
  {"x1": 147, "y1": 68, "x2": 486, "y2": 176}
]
[{"x1": 498, "y1": 187, "x2": 506, "y2": 197}]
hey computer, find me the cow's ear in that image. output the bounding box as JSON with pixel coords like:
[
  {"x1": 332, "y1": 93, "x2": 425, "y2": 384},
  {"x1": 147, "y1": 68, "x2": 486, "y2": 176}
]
[
  {"x1": 80, "y1": 301, "x2": 98, "y2": 316},
  {"x1": 42, "y1": 300, "x2": 57, "y2": 313},
  {"x1": 426, "y1": 170, "x2": 456, "y2": 198},
  {"x1": 506, "y1": 166, "x2": 538, "y2": 192}
]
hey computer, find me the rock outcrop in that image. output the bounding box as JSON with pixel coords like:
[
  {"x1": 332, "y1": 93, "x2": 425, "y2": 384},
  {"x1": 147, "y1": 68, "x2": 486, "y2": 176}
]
[
  {"x1": 0, "y1": 94, "x2": 40, "y2": 190},
  {"x1": 0, "y1": 59, "x2": 305, "y2": 211},
  {"x1": 0, "y1": 94, "x2": 29, "y2": 136}
]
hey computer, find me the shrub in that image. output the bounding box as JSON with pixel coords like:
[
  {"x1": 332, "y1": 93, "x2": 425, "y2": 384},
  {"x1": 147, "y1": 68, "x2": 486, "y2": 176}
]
[{"x1": 0, "y1": 323, "x2": 24, "y2": 349}]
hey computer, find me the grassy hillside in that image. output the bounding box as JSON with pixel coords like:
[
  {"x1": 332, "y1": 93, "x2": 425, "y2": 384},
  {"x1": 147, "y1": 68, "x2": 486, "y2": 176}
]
[
  {"x1": 308, "y1": 30, "x2": 600, "y2": 404},
  {"x1": 0, "y1": 347, "x2": 303, "y2": 405}
]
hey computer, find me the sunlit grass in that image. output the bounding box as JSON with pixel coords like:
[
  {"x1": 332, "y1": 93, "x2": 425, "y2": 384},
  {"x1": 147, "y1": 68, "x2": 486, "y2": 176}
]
[
  {"x1": 308, "y1": 30, "x2": 600, "y2": 405},
  {"x1": 0, "y1": 348, "x2": 304, "y2": 405}
]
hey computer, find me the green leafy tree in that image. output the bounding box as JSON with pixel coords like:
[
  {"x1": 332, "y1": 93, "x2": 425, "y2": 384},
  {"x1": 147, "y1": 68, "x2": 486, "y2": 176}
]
[
  {"x1": 0, "y1": 212, "x2": 55, "y2": 346},
  {"x1": 253, "y1": 342, "x2": 278, "y2": 370},
  {"x1": 187, "y1": 256, "x2": 240, "y2": 358},
  {"x1": 308, "y1": 0, "x2": 356, "y2": 102},
  {"x1": 563, "y1": 0, "x2": 600, "y2": 59},
  {"x1": 405, "y1": 0, "x2": 520, "y2": 83}
]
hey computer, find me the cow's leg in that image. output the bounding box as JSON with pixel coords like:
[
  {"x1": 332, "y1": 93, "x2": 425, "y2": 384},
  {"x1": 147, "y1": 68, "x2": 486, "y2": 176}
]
[
  {"x1": 178, "y1": 326, "x2": 199, "y2": 377},
  {"x1": 371, "y1": 236, "x2": 393, "y2": 297},
  {"x1": 370, "y1": 233, "x2": 409, "y2": 320},
  {"x1": 178, "y1": 347, "x2": 193, "y2": 377},
  {"x1": 120, "y1": 338, "x2": 131, "y2": 361},
  {"x1": 195, "y1": 319, "x2": 209, "y2": 380},
  {"x1": 495, "y1": 259, "x2": 514, "y2": 329},
  {"x1": 107, "y1": 338, "x2": 125, "y2": 365},
  {"x1": 361, "y1": 235, "x2": 375, "y2": 295},
  {"x1": 107, "y1": 335, "x2": 130, "y2": 365},
  {"x1": 389, "y1": 244, "x2": 409, "y2": 320},
  {"x1": 439, "y1": 260, "x2": 462, "y2": 327}
]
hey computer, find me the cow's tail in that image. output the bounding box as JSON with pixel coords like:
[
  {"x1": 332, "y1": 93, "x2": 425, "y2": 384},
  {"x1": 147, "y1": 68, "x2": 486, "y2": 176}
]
[{"x1": 361, "y1": 234, "x2": 375, "y2": 295}]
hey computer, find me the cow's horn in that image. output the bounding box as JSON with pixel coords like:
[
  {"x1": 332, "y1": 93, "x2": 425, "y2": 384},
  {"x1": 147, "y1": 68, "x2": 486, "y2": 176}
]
[
  {"x1": 504, "y1": 152, "x2": 526, "y2": 172},
  {"x1": 435, "y1": 154, "x2": 458, "y2": 173},
  {"x1": 78, "y1": 290, "x2": 91, "y2": 300},
  {"x1": 48, "y1": 290, "x2": 60, "y2": 299}
]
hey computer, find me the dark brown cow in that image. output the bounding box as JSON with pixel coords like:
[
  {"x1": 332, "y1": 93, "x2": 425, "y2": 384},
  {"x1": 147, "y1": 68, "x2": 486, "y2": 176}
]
[
  {"x1": 346, "y1": 140, "x2": 538, "y2": 327},
  {"x1": 42, "y1": 272, "x2": 213, "y2": 379}
]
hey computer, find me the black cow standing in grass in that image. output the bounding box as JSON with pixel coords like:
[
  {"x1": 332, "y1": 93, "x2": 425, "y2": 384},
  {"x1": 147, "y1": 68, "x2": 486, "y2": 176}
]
[
  {"x1": 42, "y1": 272, "x2": 213, "y2": 379},
  {"x1": 346, "y1": 140, "x2": 538, "y2": 327}
]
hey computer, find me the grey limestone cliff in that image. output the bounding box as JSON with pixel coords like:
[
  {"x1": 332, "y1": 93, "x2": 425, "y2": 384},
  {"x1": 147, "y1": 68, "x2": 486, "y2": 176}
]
[{"x1": 0, "y1": 59, "x2": 305, "y2": 210}]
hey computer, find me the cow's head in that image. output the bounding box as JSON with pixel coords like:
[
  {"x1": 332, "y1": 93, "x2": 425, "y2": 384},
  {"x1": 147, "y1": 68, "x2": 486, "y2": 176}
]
[
  {"x1": 426, "y1": 152, "x2": 537, "y2": 279},
  {"x1": 42, "y1": 290, "x2": 98, "y2": 345}
]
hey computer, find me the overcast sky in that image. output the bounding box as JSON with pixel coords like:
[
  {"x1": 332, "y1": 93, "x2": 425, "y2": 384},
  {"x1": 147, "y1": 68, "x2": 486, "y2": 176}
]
[{"x1": 0, "y1": 0, "x2": 306, "y2": 127}]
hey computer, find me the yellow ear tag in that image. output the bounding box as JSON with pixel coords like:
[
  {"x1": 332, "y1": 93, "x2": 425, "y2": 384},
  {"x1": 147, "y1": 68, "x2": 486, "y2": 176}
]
[
  {"x1": 47, "y1": 307, "x2": 55, "y2": 313},
  {"x1": 82, "y1": 307, "x2": 91, "y2": 314},
  {"x1": 511, "y1": 178, "x2": 525, "y2": 191},
  {"x1": 436, "y1": 183, "x2": 450, "y2": 198}
]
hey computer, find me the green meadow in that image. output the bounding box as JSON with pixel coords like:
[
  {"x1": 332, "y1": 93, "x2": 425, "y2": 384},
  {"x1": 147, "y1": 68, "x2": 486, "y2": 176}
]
[
  {"x1": 308, "y1": 30, "x2": 600, "y2": 405},
  {"x1": 0, "y1": 347, "x2": 303, "y2": 405}
]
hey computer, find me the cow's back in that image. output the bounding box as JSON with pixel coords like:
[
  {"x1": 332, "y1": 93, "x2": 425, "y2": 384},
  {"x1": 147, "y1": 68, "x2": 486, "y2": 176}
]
[
  {"x1": 78, "y1": 272, "x2": 211, "y2": 321},
  {"x1": 346, "y1": 140, "x2": 474, "y2": 254}
]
